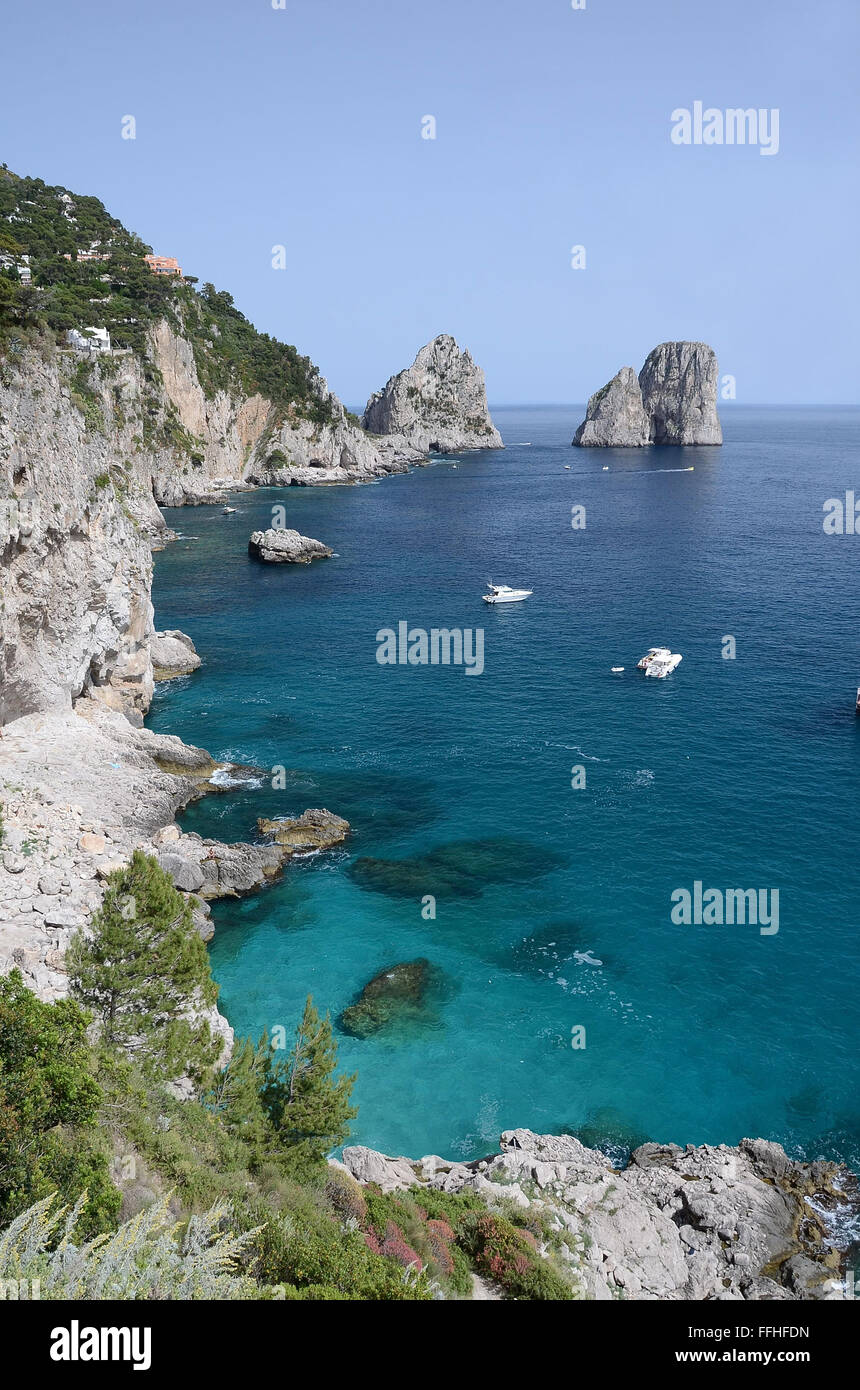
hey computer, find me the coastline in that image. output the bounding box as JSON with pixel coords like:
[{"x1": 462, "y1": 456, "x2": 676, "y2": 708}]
[{"x1": 2, "y1": 454, "x2": 859, "y2": 1298}]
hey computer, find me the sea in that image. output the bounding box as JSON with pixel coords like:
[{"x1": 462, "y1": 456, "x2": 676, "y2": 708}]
[{"x1": 148, "y1": 404, "x2": 860, "y2": 1174}]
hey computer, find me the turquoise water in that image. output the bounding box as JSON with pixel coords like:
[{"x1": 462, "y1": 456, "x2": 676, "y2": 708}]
[{"x1": 149, "y1": 405, "x2": 860, "y2": 1167}]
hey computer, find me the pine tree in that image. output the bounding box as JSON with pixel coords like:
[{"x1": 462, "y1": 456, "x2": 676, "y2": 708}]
[
  {"x1": 262, "y1": 997, "x2": 357, "y2": 1175},
  {"x1": 67, "y1": 850, "x2": 220, "y2": 1082}
]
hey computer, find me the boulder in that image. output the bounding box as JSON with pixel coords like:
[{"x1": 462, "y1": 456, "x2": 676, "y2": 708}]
[
  {"x1": 150, "y1": 630, "x2": 201, "y2": 680},
  {"x1": 156, "y1": 850, "x2": 205, "y2": 894},
  {"x1": 248, "y1": 528, "x2": 333, "y2": 564}
]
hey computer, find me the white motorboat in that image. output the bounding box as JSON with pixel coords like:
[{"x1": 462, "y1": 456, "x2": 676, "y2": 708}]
[
  {"x1": 637, "y1": 646, "x2": 682, "y2": 678},
  {"x1": 222, "y1": 506, "x2": 238, "y2": 514},
  {"x1": 611, "y1": 666, "x2": 624, "y2": 673},
  {"x1": 483, "y1": 581, "x2": 533, "y2": 604}
]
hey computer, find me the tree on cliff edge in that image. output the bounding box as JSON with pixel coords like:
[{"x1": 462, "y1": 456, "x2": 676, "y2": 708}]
[
  {"x1": 261, "y1": 996, "x2": 357, "y2": 1176},
  {"x1": 67, "y1": 850, "x2": 220, "y2": 1083}
]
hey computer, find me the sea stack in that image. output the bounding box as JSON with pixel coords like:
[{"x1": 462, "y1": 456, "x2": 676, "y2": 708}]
[
  {"x1": 361, "y1": 334, "x2": 503, "y2": 452},
  {"x1": 573, "y1": 341, "x2": 722, "y2": 447}
]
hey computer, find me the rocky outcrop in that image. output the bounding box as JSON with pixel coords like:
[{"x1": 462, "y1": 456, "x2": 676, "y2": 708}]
[
  {"x1": 150, "y1": 630, "x2": 201, "y2": 680},
  {"x1": 573, "y1": 342, "x2": 722, "y2": 447},
  {"x1": 361, "y1": 335, "x2": 503, "y2": 452},
  {"x1": 153, "y1": 810, "x2": 349, "y2": 902},
  {"x1": 340, "y1": 1129, "x2": 855, "y2": 1301},
  {"x1": 248, "y1": 529, "x2": 333, "y2": 564},
  {"x1": 257, "y1": 807, "x2": 350, "y2": 852},
  {"x1": 638, "y1": 341, "x2": 722, "y2": 445},
  {"x1": 572, "y1": 366, "x2": 651, "y2": 447},
  {"x1": 0, "y1": 699, "x2": 232, "y2": 1049}
]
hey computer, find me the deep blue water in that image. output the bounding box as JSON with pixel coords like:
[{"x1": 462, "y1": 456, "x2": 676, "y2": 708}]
[{"x1": 149, "y1": 405, "x2": 860, "y2": 1168}]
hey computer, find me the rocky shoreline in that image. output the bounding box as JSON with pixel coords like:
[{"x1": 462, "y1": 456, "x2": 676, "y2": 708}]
[
  {"x1": 0, "y1": 697, "x2": 348, "y2": 1051},
  {"x1": 339, "y1": 1129, "x2": 856, "y2": 1300}
]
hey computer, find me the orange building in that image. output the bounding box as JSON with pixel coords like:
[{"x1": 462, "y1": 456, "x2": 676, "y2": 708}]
[{"x1": 144, "y1": 254, "x2": 183, "y2": 277}]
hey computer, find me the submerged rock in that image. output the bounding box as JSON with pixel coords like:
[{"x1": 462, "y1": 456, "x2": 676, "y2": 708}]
[
  {"x1": 361, "y1": 334, "x2": 502, "y2": 452},
  {"x1": 573, "y1": 341, "x2": 722, "y2": 447},
  {"x1": 150, "y1": 629, "x2": 201, "y2": 680},
  {"x1": 340, "y1": 958, "x2": 438, "y2": 1038},
  {"x1": 248, "y1": 528, "x2": 333, "y2": 563},
  {"x1": 257, "y1": 807, "x2": 350, "y2": 852},
  {"x1": 349, "y1": 838, "x2": 565, "y2": 900}
]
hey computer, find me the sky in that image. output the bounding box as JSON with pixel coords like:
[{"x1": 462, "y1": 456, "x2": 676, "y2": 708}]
[{"x1": 1, "y1": 0, "x2": 857, "y2": 404}]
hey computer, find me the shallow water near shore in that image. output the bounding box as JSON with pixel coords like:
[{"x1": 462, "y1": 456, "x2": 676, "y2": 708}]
[{"x1": 150, "y1": 405, "x2": 860, "y2": 1167}]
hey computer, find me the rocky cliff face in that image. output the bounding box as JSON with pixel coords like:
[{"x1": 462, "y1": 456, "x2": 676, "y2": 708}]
[
  {"x1": 573, "y1": 341, "x2": 722, "y2": 447},
  {"x1": 0, "y1": 347, "x2": 163, "y2": 725},
  {"x1": 639, "y1": 341, "x2": 723, "y2": 445},
  {"x1": 572, "y1": 366, "x2": 651, "y2": 447},
  {"x1": 361, "y1": 334, "x2": 503, "y2": 452},
  {"x1": 151, "y1": 320, "x2": 421, "y2": 503}
]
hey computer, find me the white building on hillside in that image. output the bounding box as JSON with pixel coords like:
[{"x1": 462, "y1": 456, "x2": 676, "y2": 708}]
[{"x1": 66, "y1": 327, "x2": 111, "y2": 354}]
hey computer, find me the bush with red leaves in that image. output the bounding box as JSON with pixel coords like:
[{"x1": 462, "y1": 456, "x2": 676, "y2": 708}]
[{"x1": 381, "y1": 1219, "x2": 423, "y2": 1271}]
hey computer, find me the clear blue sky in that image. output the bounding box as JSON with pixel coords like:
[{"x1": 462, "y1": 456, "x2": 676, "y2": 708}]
[{"x1": 1, "y1": 0, "x2": 857, "y2": 404}]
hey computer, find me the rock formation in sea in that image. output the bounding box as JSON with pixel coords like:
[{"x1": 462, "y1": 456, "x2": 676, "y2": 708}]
[
  {"x1": 338, "y1": 1128, "x2": 854, "y2": 1300},
  {"x1": 257, "y1": 808, "x2": 350, "y2": 852},
  {"x1": 248, "y1": 528, "x2": 333, "y2": 564},
  {"x1": 573, "y1": 341, "x2": 722, "y2": 447},
  {"x1": 150, "y1": 629, "x2": 202, "y2": 680},
  {"x1": 339, "y1": 958, "x2": 436, "y2": 1038},
  {"x1": 361, "y1": 334, "x2": 503, "y2": 452}
]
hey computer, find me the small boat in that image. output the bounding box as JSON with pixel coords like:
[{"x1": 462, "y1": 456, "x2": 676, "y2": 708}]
[
  {"x1": 602, "y1": 466, "x2": 609, "y2": 471},
  {"x1": 564, "y1": 465, "x2": 571, "y2": 470},
  {"x1": 222, "y1": 506, "x2": 238, "y2": 515},
  {"x1": 637, "y1": 646, "x2": 682, "y2": 678},
  {"x1": 483, "y1": 581, "x2": 533, "y2": 605},
  {"x1": 611, "y1": 666, "x2": 624, "y2": 673}
]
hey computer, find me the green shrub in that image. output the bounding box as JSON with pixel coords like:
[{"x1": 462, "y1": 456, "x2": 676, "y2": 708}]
[{"x1": 0, "y1": 969, "x2": 119, "y2": 1235}]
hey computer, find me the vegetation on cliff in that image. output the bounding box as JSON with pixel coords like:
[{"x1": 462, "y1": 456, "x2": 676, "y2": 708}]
[
  {"x1": 0, "y1": 854, "x2": 574, "y2": 1300},
  {"x1": 0, "y1": 168, "x2": 334, "y2": 423}
]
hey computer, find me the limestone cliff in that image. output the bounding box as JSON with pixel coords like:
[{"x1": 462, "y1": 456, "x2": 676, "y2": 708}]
[
  {"x1": 573, "y1": 341, "x2": 722, "y2": 447},
  {"x1": 361, "y1": 334, "x2": 503, "y2": 452},
  {"x1": 0, "y1": 346, "x2": 161, "y2": 724},
  {"x1": 149, "y1": 318, "x2": 421, "y2": 503}
]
